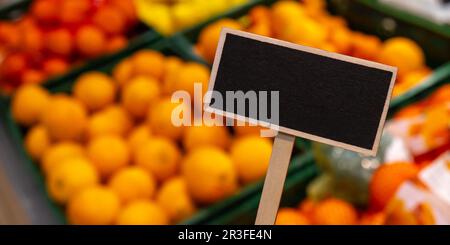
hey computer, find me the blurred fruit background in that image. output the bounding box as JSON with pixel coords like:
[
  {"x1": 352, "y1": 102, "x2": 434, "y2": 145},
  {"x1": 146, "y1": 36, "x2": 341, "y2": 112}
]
[{"x1": 0, "y1": 0, "x2": 448, "y2": 225}]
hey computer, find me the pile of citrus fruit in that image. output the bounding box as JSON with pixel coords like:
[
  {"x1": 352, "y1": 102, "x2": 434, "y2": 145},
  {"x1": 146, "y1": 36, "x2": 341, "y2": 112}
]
[
  {"x1": 276, "y1": 162, "x2": 423, "y2": 225},
  {"x1": 194, "y1": 0, "x2": 432, "y2": 97},
  {"x1": 11, "y1": 49, "x2": 273, "y2": 225},
  {"x1": 135, "y1": 0, "x2": 248, "y2": 35},
  {"x1": 0, "y1": 0, "x2": 137, "y2": 92}
]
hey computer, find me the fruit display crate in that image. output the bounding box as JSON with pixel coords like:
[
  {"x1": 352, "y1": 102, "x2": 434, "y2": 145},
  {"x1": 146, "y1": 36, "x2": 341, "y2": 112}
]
[
  {"x1": 0, "y1": 37, "x2": 312, "y2": 225},
  {"x1": 327, "y1": 0, "x2": 450, "y2": 67},
  {"x1": 0, "y1": 0, "x2": 162, "y2": 99}
]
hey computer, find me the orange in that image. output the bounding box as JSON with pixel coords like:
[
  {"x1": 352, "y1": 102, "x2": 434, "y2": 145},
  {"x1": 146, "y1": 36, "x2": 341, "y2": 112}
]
[
  {"x1": 351, "y1": 33, "x2": 382, "y2": 61},
  {"x1": 172, "y1": 62, "x2": 210, "y2": 97},
  {"x1": 20, "y1": 24, "x2": 43, "y2": 54},
  {"x1": 275, "y1": 208, "x2": 311, "y2": 225},
  {"x1": 312, "y1": 198, "x2": 358, "y2": 225},
  {"x1": 233, "y1": 124, "x2": 266, "y2": 136},
  {"x1": 87, "y1": 135, "x2": 130, "y2": 178},
  {"x1": 24, "y1": 125, "x2": 51, "y2": 160},
  {"x1": 42, "y1": 141, "x2": 85, "y2": 175},
  {"x1": 247, "y1": 22, "x2": 272, "y2": 37},
  {"x1": 162, "y1": 56, "x2": 184, "y2": 95},
  {"x1": 182, "y1": 146, "x2": 237, "y2": 204},
  {"x1": 21, "y1": 69, "x2": 45, "y2": 84},
  {"x1": 116, "y1": 200, "x2": 168, "y2": 225},
  {"x1": 127, "y1": 125, "x2": 152, "y2": 154},
  {"x1": 109, "y1": 0, "x2": 137, "y2": 25},
  {"x1": 156, "y1": 177, "x2": 196, "y2": 223},
  {"x1": 45, "y1": 28, "x2": 73, "y2": 56},
  {"x1": 329, "y1": 28, "x2": 352, "y2": 54},
  {"x1": 73, "y1": 72, "x2": 116, "y2": 110},
  {"x1": 377, "y1": 37, "x2": 425, "y2": 77},
  {"x1": 93, "y1": 5, "x2": 126, "y2": 35},
  {"x1": 59, "y1": 0, "x2": 91, "y2": 25},
  {"x1": 106, "y1": 35, "x2": 127, "y2": 53},
  {"x1": 31, "y1": 0, "x2": 58, "y2": 24},
  {"x1": 395, "y1": 104, "x2": 424, "y2": 118},
  {"x1": 370, "y1": 162, "x2": 419, "y2": 211},
  {"x1": 248, "y1": 6, "x2": 271, "y2": 24},
  {"x1": 121, "y1": 76, "x2": 160, "y2": 118},
  {"x1": 422, "y1": 106, "x2": 449, "y2": 147},
  {"x1": 1, "y1": 53, "x2": 27, "y2": 80},
  {"x1": 182, "y1": 122, "x2": 231, "y2": 151},
  {"x1": 282, "y1": 19, "x2": 328, "y2": 47},
  {"x1": 429, "y1": 84, "x2": 450, "y2": 105},
  {"x1": 47, "y1": 157, "x2": 99, "y2": 204},
  {"x1": 75, "y1": 25, "x2": 106, "y2": 57},
  {"x1": 112, "y1": 58, "x2": 134, "y2": 87},
  {"x1": 316, "y1": 15, "x2": 348, "y2": 31},
  {"x1": 271, "y1": 1, "x2": 306, "y2": 37},
  {"x1": 298, "y1": 198, "x2": 316, "y2": 218},
  {"x1": 359, "y1": 211, "x2": 386, "y2": 225},
  {"x1": 400, "y1": 68, "x2": 431, "y2": 90},
  {"x1": 73, "y1": 72, "x2": 116, "y2": 111},
  {"x1": 43, "y1": 58, "x2": 69, "y2": 77},
  {"x1": 67, "y1": 186, "x2": 120, "y2": 225},
  {"x1": 12, "y1": 84, "x2": 49, "y2": 126},
  {"x1": 392, "y1": 83, "x2": 407, "y2": 98},
  {"x1": 131, "y1": 50, "x2": 165, "y2": 80},
  {"x1": 303, "y1": 0, "x2": 327, "y2": 17},
  {"x1": 148, "y1": 98, "x2": 187, "y2": 141},
  {"x1": 230, "y1": 136, "x2": 272, "y2": 184},
  {"x1": 41, "y1": 95, "x2": 88, "y2": 141},
  {"x1": 197, "y1": 19, "x2": 242, "y2": 63},
  {"x1": 110, "y1": 65, "x2": 135, "y2": 88},
  {"x1": 135, "y1": 137, "x2": 181, "y2": 182},
  {"x1": 0, "y1": 23, "x2": 20, "y2": 49},
  {"x1": 87, "y1": 105, "x2": 133, "y2": 138},
  {"x1": 108, "y1": 167, "x2": 156, "y2": 204}
]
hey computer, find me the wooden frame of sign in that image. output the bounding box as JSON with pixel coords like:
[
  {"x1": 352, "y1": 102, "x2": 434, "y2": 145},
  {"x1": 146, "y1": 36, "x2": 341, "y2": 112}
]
[{"x1": 204, "y1": 28, "x2": 397, "y2": 225}]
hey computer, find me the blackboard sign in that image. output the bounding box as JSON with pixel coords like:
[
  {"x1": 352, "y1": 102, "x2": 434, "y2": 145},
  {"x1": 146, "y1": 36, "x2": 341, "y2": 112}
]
[{"x1": 205, "y1": 28, "x2": 397, "y2": 156}]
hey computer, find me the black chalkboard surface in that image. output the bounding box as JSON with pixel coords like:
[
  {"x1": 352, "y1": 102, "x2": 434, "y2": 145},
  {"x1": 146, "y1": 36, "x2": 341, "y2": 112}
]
[{"x1": 205, "y1": 28, "x2": 397, "y2": 156}]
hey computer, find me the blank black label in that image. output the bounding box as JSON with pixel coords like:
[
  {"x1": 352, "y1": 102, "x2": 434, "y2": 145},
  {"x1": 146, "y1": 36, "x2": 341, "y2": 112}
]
[{"x1": 210, "y1": 33, "x2": 394, "y2": 151}]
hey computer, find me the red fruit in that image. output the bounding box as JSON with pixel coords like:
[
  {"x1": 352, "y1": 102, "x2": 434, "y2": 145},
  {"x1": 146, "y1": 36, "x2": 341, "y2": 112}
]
[
  {"x1": 45, "y1": 28, "x2": 73, "y2": 56},
  {"x1": 369, "y1": 162, "x2": 419, "y2": 211},
  {"x1": 109, "y1": 0, "x2": 137, "y2": 25},
  {"x1": 0, "y1": 22, "x2": 20, "y2": 49},
  {"x1": 0, "y1": 53, "x2": 28, "y2": 80},
  {"x1": 22, "y1": 69, "x2": 46, "y2": 84},
  {"x1": 93, "y1": 6, "x2": 126, "y2": 35},
  {"x1": 75, "y1": 25, "x2": 106, "y2": 57},
  {"x1": 20, "y1": 24, "x2": 44, "y2": 54},
  {"x1": 43, "y1": 58, "x2": 69, "y2": 77},
  {"x1": 60, "y1": 0, "x2": 92, "y2": 25},
  {"x1": 31, "y1": 0, "x2": 59, "y2": 25}
]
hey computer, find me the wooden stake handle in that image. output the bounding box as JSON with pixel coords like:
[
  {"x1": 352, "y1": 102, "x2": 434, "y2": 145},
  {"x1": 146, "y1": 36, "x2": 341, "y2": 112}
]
[{"x1": 255, "y1": 132, "x2": 295, "y2": 225}]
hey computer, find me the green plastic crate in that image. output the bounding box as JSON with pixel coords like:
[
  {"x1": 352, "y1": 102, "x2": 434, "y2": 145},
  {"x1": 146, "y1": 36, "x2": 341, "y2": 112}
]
[{"x1": 0, "y1": 0, "x2": 162, "y2": 96}]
